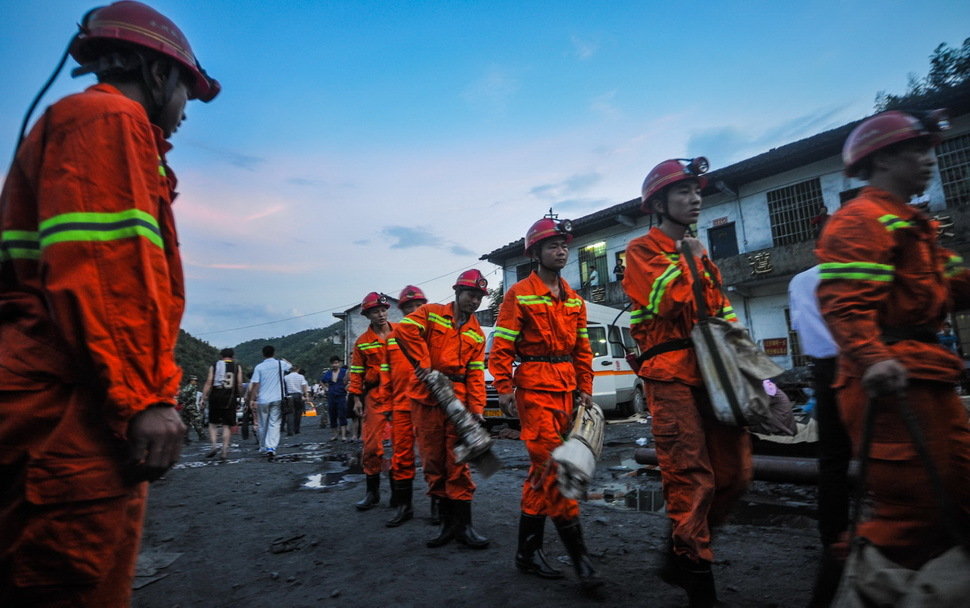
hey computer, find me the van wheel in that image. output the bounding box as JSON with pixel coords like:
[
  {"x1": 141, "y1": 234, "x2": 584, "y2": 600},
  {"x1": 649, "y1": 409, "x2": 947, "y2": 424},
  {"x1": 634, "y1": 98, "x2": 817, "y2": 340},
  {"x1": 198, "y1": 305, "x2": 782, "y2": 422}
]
[{"x1": 631, "y1": 386, "x2": 647, "y2": 416}]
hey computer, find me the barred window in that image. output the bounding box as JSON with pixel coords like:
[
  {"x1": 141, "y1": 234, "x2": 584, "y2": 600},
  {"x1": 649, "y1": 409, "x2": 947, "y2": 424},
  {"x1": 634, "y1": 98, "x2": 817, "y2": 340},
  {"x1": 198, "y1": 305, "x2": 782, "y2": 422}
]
[
  {"x1": 767, "y1": 178, "x2": 825, "y2": 246},
  {"x1": 578, "y1": 241, "x2": 607, "y2": 287},
  {"x1": 938, "y1": 133, "x2": 970, "y2": 208}
]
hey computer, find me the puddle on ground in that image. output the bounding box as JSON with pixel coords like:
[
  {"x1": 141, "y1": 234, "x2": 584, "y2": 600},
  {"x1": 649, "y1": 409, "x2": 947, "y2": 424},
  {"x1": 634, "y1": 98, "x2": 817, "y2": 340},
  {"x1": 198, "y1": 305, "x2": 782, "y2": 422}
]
[{"x1": 300, "y1": 455, "x2": 364, "y2": 490}]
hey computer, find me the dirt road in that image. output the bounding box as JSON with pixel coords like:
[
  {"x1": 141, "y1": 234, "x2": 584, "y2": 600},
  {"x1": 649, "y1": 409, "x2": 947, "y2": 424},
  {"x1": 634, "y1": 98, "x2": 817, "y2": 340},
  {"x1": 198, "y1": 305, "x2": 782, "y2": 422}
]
[{"x1": 132, "y1": 414, "x2": 819, "y2": 607}]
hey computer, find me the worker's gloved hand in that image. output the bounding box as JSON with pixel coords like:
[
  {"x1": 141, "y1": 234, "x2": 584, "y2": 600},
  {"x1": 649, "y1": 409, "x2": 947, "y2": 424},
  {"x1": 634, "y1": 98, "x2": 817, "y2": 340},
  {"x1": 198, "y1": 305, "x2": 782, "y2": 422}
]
[
  {"x1": 862, "y1": 358, "x2": 908, "y2": 397},
  {"x1": 498, "y1": 391, "x2": 517, "y2": 417},
  {"x1": 353, "y1": 397, "x2": 363, "y2": 417},
  {"x1": 575, "y1": 391, "x2": 593, "y2": 409},
  {"x1": 127, "y1": 404, "x2": 186, "y2": 482}
]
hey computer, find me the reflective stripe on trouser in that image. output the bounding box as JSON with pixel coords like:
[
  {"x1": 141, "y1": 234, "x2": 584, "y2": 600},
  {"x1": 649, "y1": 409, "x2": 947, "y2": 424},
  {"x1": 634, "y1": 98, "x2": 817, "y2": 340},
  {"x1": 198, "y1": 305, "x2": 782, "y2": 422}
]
[
  {"x1": 411, "y1": 400, "x2": 475, "y2": 501},
  {"x1": 516, "y1": 388, "x2": 579, "y2": 520},
  {"x1": 257, "y1": 400, "x2": 282, "y2": 452},
  {"x1": 837, "y1": 379, "x2": 970, "y2": 569},
  {"x1": 645, "y1": 380, "x2": 752, "y2": 563},
  {"x1": 391, "y1": 408, "x2": 416, "y2": 480},
  {"x1": 361, "y1": 391, "x2": 388, "y2": 475}
]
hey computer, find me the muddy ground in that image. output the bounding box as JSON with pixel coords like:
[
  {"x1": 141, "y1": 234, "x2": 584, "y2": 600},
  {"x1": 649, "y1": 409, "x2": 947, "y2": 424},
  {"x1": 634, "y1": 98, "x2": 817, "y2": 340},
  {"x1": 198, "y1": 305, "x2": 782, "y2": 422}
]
[{"x1": 132, "y1": 412, "x2": 821, "y2": 608}]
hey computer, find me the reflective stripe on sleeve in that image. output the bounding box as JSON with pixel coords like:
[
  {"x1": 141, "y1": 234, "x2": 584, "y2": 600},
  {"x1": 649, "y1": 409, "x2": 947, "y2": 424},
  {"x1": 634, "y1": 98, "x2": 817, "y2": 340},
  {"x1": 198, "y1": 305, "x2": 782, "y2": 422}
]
[
  {"x1": 39, "y1": 209, "x2": 163, "y2": 250},
  {"x1": 818, "y1": 261, "x2": 894, "y2": 282}
]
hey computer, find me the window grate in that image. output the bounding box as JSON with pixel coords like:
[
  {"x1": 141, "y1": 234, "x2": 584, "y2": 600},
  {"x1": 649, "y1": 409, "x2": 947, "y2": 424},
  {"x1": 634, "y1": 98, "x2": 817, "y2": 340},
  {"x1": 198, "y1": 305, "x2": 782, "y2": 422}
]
[
  {"x1": 767, "y1": 178, "x2": 825, "y2": 246},
  {"x1": 938, "y1": 133, "x2": 970, "y2": 208}
]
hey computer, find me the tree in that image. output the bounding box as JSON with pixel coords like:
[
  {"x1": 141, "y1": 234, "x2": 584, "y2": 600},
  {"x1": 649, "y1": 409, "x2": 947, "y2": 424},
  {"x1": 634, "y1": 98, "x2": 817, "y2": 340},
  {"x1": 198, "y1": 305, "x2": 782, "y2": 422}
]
[
  {"x1": 487, "y1": 280, "x2": 504, "y2": 320},
  {"x1": 875, "y1": 37, "x2": 970, "y2": 110}
]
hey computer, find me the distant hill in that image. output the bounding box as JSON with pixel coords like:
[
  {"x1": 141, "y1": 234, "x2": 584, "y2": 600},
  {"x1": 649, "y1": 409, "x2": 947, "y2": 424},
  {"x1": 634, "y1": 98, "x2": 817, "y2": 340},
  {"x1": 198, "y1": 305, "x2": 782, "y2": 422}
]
[
  {"x1": 174, "y1": 329, "x2": 221, "y2": 385},
  {"x1": 234, "y1": 322, "x2": 344, "y2": 381}
]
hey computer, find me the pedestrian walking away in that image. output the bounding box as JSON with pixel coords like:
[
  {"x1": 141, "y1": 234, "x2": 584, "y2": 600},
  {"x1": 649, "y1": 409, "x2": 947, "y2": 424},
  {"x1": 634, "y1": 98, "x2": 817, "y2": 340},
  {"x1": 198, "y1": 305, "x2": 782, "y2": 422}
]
[
  {"x1": 395, "y1": 270, "x2": 491, "y2": 550},
  {"x1": 489, "y1": 214, "x2": 602, "y2": 592},
  {"x1": 247, "y1": 345, "x2": 291, "y2": 460},
  {"x1": 202, "y1": 348, "x2": 245, "y2": 460},
  {"x1": 0, "y1": 2, "x2": 219, "y2": 604},
  {"x1": 622, "y1": 156, "x2": 749, "y2": 608},
  {"x1": 348, "y1": 292, "x2": 394, "y2": 511}
]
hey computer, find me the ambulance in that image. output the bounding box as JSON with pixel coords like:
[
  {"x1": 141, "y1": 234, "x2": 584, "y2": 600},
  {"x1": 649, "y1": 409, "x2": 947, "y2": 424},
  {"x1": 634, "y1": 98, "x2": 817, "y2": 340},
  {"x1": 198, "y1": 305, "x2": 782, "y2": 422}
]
[{"x1": 482, "y1": 300, "x2": 644, "y2": 425}]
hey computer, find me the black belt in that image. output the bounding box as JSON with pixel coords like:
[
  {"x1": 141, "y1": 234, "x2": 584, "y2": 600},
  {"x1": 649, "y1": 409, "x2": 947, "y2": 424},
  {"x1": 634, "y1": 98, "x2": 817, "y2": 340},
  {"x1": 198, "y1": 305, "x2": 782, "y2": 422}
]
[
  {"x1": 881, "y1": 325, "x2": 939, "y2": 345},
  {"x1": 637, "y1": 338, "x2": 693, "y2": 364},
  {"x1": 520, "y1": 355, "x2": 573, "y2": 363},
  {"x1": 447, "y1": 374, "x2": 467, "y2": 382}
]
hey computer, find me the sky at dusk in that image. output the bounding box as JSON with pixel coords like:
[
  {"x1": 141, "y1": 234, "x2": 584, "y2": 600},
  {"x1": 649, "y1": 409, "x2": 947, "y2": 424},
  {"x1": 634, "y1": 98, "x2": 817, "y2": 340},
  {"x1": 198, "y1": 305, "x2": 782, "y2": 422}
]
[{"x1": 2, "y1": 1, "x2": 969, "y2": 346}]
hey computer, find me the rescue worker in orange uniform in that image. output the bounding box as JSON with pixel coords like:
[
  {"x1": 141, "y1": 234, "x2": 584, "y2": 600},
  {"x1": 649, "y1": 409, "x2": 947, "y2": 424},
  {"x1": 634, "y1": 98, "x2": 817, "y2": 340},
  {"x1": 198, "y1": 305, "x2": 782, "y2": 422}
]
[
  {"x1": 395, "y1": 269, "x2": 490, "y2": 549},
  {"x1": 0, "y1": 2, "x2": 219, "y2": 605},
  {"x1": 622, "y1": 157, "x2": 749, "y2": 608},
  {"x1": 817, "y1": 109, "x2": 970, "y2": 573},
  {"x1": 489, "y1": 215, "x2": 601, "y2": 591},
  {"x1": 382, "y1": 285, "x2": 429, "y2": 527},
  {"x1": 348, "y1": 292, "x2": 394, "y2": 511}
]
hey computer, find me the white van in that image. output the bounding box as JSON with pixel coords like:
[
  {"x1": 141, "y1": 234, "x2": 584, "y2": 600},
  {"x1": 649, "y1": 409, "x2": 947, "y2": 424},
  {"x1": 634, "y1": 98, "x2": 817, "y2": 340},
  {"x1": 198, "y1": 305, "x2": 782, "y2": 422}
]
[{"x1": 482, "y1": 300, "x2": 644, "y2": 425}]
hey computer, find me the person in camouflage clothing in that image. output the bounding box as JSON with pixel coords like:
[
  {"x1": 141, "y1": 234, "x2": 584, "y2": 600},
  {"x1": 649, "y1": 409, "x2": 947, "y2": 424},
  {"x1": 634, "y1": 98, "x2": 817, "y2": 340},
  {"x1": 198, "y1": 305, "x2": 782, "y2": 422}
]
[{"x1": 177, "y1": 376, "x2": 206, "y2": 442}]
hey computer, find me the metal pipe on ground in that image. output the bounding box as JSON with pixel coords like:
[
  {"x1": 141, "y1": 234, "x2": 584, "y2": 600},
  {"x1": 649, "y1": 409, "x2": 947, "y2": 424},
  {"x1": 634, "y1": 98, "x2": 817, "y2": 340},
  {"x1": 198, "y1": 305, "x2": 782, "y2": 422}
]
[{"x1": 633, "y1": 448, "x2": 858, "y2": 485}]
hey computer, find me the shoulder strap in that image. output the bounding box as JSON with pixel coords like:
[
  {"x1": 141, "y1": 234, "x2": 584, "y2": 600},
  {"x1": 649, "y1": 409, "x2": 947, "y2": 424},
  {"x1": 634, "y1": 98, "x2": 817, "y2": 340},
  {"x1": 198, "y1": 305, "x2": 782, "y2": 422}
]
[{"x1": 850, "y1": 391, "x2": 968, "y2": 548}]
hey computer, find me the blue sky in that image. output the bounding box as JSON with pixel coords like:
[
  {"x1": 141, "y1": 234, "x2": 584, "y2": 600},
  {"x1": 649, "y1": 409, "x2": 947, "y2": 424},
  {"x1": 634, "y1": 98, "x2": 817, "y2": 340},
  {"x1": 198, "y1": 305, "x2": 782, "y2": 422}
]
[{"x1": 2, "y1": 1, "x2": 969, "y2": 346}]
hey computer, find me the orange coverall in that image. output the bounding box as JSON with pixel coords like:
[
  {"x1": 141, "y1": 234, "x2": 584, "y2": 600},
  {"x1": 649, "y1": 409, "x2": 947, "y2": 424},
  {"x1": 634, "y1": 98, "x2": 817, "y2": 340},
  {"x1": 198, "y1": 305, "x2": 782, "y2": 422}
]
[
  {"x1": 394, "y1": 302, "x2": 486, "y2": 501},
  {"x1": 817, "y1": 186, "x2": 970, "y2": 568},
  {"x1": 383, "y1": 333, "x2": 419, "y2": 481},
  {"x1": 348, "y1": 325, "x2": 393, "y2": 476},
  {"x1": 622, "y1": 226, "x2": 751, "y2": 563},
  {"x1": 489, "y1": 271, "x2": 594, "y2": 520},
  {"x1": 0, "y1": 84, "x2": 184, "y2": 605}
]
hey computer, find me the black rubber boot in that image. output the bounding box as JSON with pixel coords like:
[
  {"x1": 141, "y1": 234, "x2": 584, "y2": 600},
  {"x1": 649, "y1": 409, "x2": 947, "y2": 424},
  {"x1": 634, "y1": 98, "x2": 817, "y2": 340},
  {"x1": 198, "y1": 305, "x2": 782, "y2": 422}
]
[
  {"x1": 386, "y1": 479, "x2": 414, "y2": 528},
  {"x1": 426, "y1": 497, "x2": 455, "y2": 548},
  {"x1": 387, "y1": 472, "x2": 398, "y2": 508},
  {"x1": 554, "y1": 518, "x2": 603, "y2": 592},
  {"x1": 429, "y1": 495, "x2": 441, "y2": 525},
  {"x1": 452, "y1": 499, "x2": 490, "y2": 549},
  {"x1": 515, "y1": 513, "x2": 563, "y2": 579},
  {"x1": 355, "y1": 474, "x2": 380, "y2": 511},
  {"x1": 659, "y1": 549, "x2": 718, "y2": 608}
]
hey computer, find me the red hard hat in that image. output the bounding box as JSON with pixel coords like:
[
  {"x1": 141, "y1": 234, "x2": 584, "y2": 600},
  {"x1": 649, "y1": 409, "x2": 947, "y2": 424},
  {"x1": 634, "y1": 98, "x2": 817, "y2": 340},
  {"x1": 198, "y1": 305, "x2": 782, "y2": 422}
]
[
  {"x1": 524, "y1": 217, "x2": 573, "y2": 255},
  {"x1": 453, "y1": 269, "x2": 488, "y2": 294},
  {"x1": 397, "y1": 285, "x2": 427, "y2": 309},
  {"x1": 70, "y1": 1, "x2": 220, "y2": 102},
  {"x1": 842, "y1": 109, "x2": 948, "y2": 177},
  {"x1": 360, "y1": 291, "x2": 389, "y2": 315},
  {"x1": 640, "y1": 157, "x2": 709, "y2": 213}
]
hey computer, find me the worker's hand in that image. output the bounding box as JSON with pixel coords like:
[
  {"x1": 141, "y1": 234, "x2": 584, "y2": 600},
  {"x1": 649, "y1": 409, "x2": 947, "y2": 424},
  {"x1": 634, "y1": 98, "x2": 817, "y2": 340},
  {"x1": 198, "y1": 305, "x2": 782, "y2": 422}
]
[
  {"x1": 473, "y1": 413, "x2": 486, "y2": 425},
  {"x1": 353, "y1": 397, "x2": 363, "y2": 417},
  {"x1": 862, "y1": 358, "x2": 908, "y2": 397},
  {"x1": 127, "y1": 405, "x2": 186, "y2": 482},
  {"x1": 498, "y1": 391, "x2": 517, "y2": 417},
  {"x1": 678, "y1": 237, "x2": 705, "y2": 258},
  {"x1": 575, "y1": 391, "x2": 593, "y2": 409}
]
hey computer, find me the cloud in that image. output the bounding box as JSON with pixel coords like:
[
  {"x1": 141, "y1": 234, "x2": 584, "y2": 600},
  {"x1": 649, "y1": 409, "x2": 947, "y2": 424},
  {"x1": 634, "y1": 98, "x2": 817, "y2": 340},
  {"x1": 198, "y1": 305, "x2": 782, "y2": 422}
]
[
  {"x1": 462, "y1": 66, "x2": 518, "y2": 114},
  {"x1": 383, "y1": 225, "x2": 442, "y2": 249},
  {"x1": 243, "y1": 203, "x2": 287, "y2": 222},
  {"x1": 590, "y1": 90, "x2": 621, "y2": 119},
  {"x1": 382, "y1": 225, "x2": 477, "y2": 258},
  {"x1": 570, "y1": 35, "x2": 598, "y2": 60},
  {"x1": 185, "y1": 140, "x2": 265, "y2": 171},
  {"x1": 530, "y1": 171, "x2": 602, "y2": 200},
  {"x1": 450, "y1": 244, "x2": 475, "y2": 256},
  {"x1": 549, "y1": 197, "x2": 614, "y2": 214},
  {"x1": 687, "y1": 105, "x2": 850, "y2": 166}
]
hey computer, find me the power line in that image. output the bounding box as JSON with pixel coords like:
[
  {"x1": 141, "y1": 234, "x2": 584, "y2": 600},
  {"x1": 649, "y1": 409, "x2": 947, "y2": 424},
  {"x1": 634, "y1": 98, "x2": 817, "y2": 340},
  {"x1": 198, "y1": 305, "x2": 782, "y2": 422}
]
[{"x1": 193, "y1": 261, "x2": 501, "y2": 337}]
